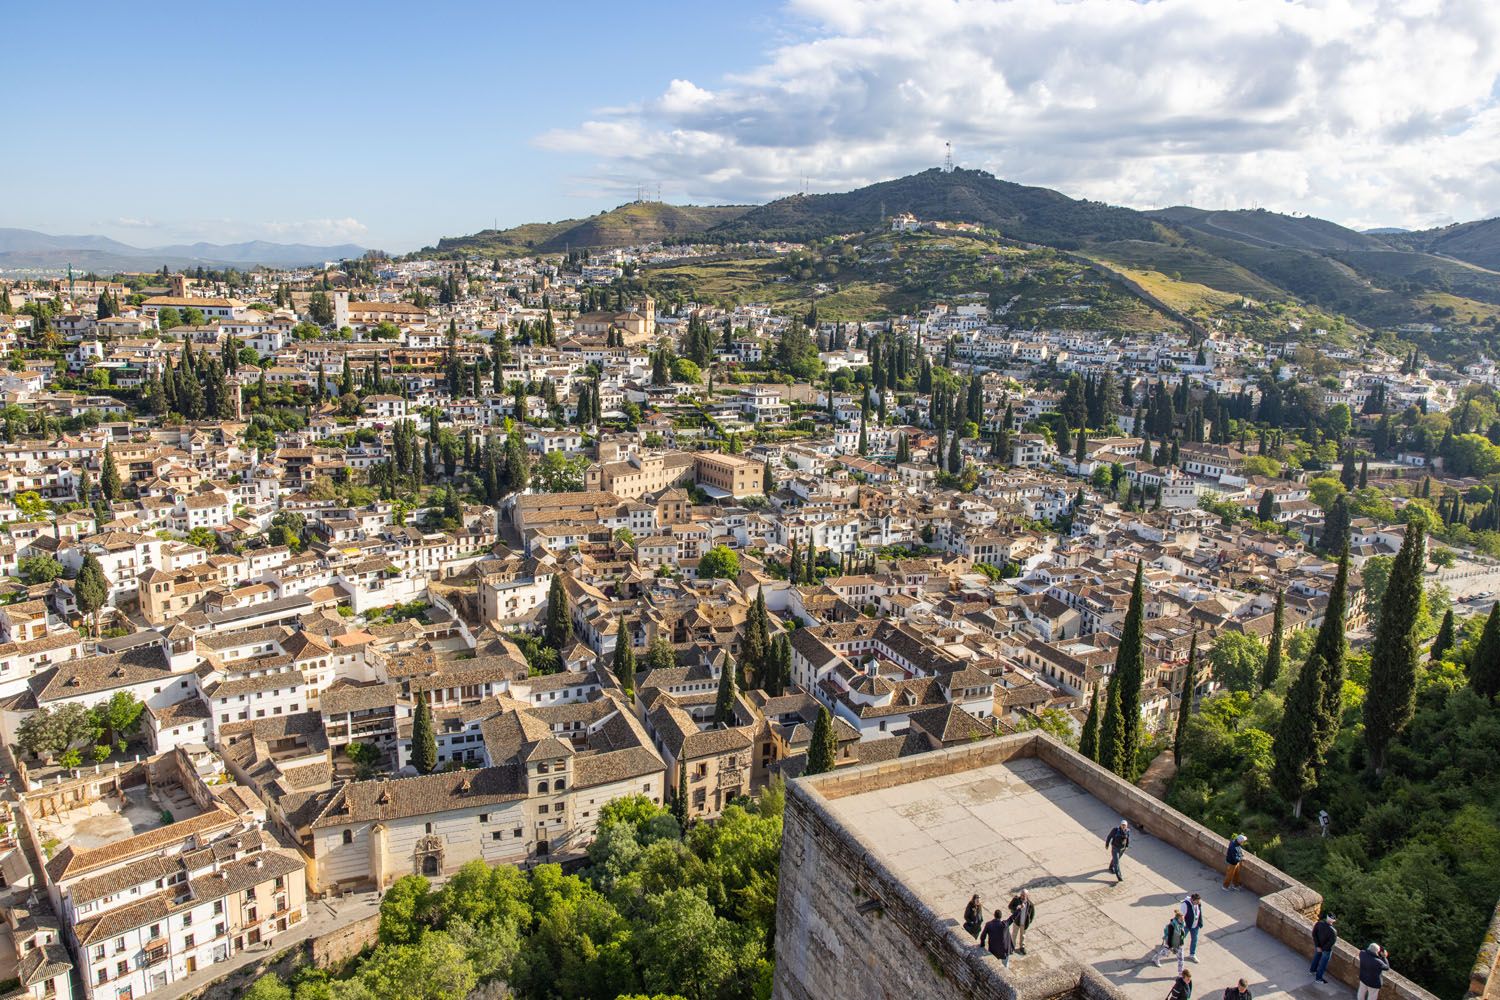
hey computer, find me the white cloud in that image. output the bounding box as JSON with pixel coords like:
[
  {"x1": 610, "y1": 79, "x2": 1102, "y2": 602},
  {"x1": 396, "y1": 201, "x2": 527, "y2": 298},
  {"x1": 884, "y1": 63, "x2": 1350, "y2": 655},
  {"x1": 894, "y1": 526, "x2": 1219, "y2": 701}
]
[
  {"x1": 255, "y1": 218, "x2": 369, "y2": 244},
  {"x1": 536, "y1": 0, "x2": 1500, "y2": 228}
]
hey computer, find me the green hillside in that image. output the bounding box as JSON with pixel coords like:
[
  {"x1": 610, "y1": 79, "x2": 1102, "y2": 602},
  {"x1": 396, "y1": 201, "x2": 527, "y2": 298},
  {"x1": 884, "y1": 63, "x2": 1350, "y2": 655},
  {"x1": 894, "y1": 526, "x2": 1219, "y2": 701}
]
[
  {"x1": 1148, "y1": 206, "x2": 1389, "y2": 252},
  {"x1": 637, "y1": 228, "x2": 1177, "y2": 330},
  {"x1": 1390, "y1": 217, "x2": 1500, "y2": 271},
  {"x1": 705, "y1": 168, "x2": 1155, "y2": 248},
  {"x1": 430, "y1": 202, "x2": 750, "y2": 257}
]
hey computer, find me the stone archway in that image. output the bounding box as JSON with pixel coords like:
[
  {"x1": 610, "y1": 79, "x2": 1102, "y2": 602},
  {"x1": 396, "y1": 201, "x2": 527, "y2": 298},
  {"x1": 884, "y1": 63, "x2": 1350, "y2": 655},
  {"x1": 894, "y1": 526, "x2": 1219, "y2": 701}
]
[{"x1": 413, "y1": 835, "x2": 444, "y2": 877}]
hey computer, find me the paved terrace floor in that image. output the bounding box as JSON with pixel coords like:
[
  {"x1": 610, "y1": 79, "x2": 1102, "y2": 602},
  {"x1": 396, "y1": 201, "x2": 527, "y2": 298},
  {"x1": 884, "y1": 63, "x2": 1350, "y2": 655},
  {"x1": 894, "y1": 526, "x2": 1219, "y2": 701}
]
[{"x1": 825, "y1": 756, "x2": 1338, "y2": 1000}]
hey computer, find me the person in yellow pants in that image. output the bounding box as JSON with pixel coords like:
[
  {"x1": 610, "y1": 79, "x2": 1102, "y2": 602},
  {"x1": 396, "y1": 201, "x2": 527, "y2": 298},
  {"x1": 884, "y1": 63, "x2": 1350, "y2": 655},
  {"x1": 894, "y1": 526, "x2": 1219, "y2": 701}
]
[{"x1": 1221, "y1": 834, "x2": 1247, "y2": 890}]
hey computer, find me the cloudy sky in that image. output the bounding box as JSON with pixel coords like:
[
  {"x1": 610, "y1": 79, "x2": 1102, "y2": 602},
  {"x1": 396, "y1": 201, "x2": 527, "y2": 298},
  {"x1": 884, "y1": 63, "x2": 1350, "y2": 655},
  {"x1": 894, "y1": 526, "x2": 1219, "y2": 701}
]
[{"x1": 9, "y1": 0, "x2": 1500, "y2": 249}]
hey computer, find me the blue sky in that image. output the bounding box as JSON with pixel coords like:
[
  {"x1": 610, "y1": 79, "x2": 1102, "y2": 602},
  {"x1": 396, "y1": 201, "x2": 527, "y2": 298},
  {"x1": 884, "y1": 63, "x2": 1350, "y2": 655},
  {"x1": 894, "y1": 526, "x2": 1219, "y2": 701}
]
[
  {"x1": 9, "y1": 0, "x2": 1500, "y2": 251},
  {"x1": 5, "y1": 0, "x2": 781, "y2": 250}
]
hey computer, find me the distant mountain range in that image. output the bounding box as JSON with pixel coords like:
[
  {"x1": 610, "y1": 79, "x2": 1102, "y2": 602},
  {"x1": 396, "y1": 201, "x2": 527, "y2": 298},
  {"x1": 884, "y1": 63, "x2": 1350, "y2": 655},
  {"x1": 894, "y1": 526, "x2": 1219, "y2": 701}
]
[{"x1": 0, "y1": 228, "x2": 367, "y2": 273}]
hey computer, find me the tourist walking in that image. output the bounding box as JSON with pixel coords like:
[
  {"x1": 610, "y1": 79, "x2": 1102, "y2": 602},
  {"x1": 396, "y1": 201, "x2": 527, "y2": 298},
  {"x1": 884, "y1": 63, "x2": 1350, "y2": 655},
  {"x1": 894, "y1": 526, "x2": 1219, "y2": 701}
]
[
  {"x1": 1008, "y1": 889, "x2": 1036, "y2": 955},
  {"x1": 1222, "y1": 834, "x2": 1248, "y2": 890},
  {"x1": 1154, "y1": 908, "x2": 1189, "y2": 973},
  {"x1": 979, "y1": 908, "x2": 1016, "y2": 968},
  {"x1": 1166, "y1": 970, "x2": 1193, "y2": 1000},
  {"x1": 963, "y1": 894, "x2": 984, "y2": 939},
  {"x1": 1179, "y1": 893, "x2": 1205, "y2": 962},
  {"x1": 1318, "y1": 810, "x2": 1330, "y2": 838},
  {"x1": 1310, "y1": 913, "x2": 1337, "y2": 984},
  {"x1": 1357, "y1": 944, "x2": 1389, "y2": 1000},
  {"x1": 1105, "y1": 820, "x2": 1131, "y2": 883},
  {"x1": 1222, "y1": 978, "x2": 1251, "y2": 1000}
]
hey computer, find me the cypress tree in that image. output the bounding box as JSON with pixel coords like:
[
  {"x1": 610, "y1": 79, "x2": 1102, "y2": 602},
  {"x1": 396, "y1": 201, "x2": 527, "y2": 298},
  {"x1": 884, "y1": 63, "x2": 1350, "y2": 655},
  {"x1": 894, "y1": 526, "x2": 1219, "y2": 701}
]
[
  {"x1": 1257, "y1": 488, "x2": 1276, "y2": 523},
  {"x1": 670, "y1": 759, "x2": 689, "y2": 827},
  {"x1": 806, "y1": 706, "x2": 837, "y2": 775},
  {"x1": 75, "y1": 554, "x2": 109, "y2": 636},
  {"x1": 1320, "y1": 495, "x2": 1351, "y2": 554},
  {"x1": 1469, "y1": 603, "x2": 1500, "y2": 701},
  {"x1": 411, "y1": 691, "x2": 437, "y2": 774},
  {"x1": 714, "y1": 655, "x2": 738, "y2": 727},
  {"x1": 613, "y1": 628, "x2": 636, "y2": 698},
  {"x1": 1261, "y1": 591, "x2": 1286, "y2": 691},
  {"x1": 101, "y1": 443, "x2": 122, "y2": 501},
  {"x1": 1365, "y1": 523, "x2": 1426, "y2": 772},
  {"x1": 1273, "y1": 651, "x2": 1326, "y2": 817},
  {"x1": 1173, "y1": 633, "x2": 1198, "y2": 766},
  {"x1": 543, "y1": 574, "x2": 571, "y2": 649},
  {"x1": 1079, "y1": 687, "x2": 1101, "y2": 761},
  {"x1": 1312, "y1": 550, "x2": 1351, "y2": 763},
  {"x1": 1113, "y1": 561, "x2": 1147, "y2": 774},
  {"x1": 1430, "y1": 608, "x2": 1455, "y2": 662},
  {"x1": 1097, "y1": 674, "x2": 1126, "y2": 776}
]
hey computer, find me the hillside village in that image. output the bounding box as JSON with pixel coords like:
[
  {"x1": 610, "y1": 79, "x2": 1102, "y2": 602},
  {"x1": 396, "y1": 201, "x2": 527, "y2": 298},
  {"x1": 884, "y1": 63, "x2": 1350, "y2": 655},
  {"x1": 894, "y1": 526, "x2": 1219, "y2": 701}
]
[{"x1": 0, "y1": 227, "x2": 1495, "y2": 1000}]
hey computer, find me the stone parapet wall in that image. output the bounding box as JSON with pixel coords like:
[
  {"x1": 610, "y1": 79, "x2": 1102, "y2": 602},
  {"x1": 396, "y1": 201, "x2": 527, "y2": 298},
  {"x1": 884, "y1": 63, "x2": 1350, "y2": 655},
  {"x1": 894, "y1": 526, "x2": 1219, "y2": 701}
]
[{"x1": 1469, "y1": 900, "x2": 1500, "y2": 1000}]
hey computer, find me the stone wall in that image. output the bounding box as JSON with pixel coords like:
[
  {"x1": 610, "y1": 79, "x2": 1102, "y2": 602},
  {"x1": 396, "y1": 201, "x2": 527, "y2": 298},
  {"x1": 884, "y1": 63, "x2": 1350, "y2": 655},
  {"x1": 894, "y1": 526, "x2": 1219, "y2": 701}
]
[
  {"x1": 775, "y1": 731, "x2": 1442, "y2": 1000},
  {"x1": 310, "y1": 913, "x2": 380, "y2": 968},
  {"x1": 1469, "y1": 900, "x2": 1500, "y2": 1000}
]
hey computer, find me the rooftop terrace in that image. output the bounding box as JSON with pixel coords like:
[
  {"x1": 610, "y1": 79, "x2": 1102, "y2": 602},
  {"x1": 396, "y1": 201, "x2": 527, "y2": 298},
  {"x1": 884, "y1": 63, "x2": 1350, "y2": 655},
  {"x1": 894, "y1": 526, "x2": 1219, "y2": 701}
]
[{"x1": 774, "y1": 733, "x2": 1437, "y2": 1000}]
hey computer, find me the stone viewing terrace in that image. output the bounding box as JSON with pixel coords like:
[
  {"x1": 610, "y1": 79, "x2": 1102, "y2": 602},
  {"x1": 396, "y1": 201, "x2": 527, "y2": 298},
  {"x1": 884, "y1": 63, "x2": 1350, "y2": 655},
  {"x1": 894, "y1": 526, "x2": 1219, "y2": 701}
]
[{"x1": 773, "y1": 732, "x2": 1440, "y2": 1000}]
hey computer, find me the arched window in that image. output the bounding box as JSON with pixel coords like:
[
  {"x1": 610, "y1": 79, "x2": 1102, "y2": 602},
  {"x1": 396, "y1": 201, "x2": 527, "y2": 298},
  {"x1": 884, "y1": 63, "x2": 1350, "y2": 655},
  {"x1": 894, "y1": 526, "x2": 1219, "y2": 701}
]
[
  {"x1": 553, "y1": 779, "x2": 565, "y2": 792},
  {"x1": 342, "y1": 829, "x2": 352, "y2": 845},
  {"x1": 424, "y1": 822, "x2": 433, "y2": 834},
  {"x1": 537, "y1": 782, "x2": 548, "y2": 794}
]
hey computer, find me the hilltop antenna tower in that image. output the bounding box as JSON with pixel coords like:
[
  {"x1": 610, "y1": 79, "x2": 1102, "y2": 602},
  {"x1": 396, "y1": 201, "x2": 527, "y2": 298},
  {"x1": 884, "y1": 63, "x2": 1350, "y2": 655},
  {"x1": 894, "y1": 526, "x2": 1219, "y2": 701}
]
[{"x1": 943, "y1": 142, "x2": 954, "y2": 173}]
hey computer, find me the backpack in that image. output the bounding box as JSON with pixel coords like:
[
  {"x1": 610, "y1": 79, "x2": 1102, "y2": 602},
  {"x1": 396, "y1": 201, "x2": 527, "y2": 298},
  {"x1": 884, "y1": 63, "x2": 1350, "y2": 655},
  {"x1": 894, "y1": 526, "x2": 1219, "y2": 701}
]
[{"x1": 1164, "y1": 920, "x2": 1185, "y2": 948}]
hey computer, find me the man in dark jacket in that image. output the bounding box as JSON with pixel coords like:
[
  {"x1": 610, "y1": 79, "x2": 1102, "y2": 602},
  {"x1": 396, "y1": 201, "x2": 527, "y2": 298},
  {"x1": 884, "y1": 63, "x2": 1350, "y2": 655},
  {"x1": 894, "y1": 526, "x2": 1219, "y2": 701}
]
[
  {"x1": 1105, "y1": 820, "x2": 1131, "y2": 882},
  {"x1": 1008, "y1": 889, "x2": 1036, "y2": 955},
  {"x1": 1310, "y1": 914, "x2": 1337, "y2": 983},
  {"x1": 979, "y1": 908, "x2": 1015, "y2": 968},
  {"x1": 1222, "y1": 834, "x2": 1247, "y2": 890},
  {"x1": 1222, "y1": 978, "x2": 1251, "y2": 1000},
  {"x1": 1357, "y1": 943, "x2": 1389, "y2": 1000},
  {"x1": 1166, "y1": 969, "x2": 1193, "y2": 1000}
]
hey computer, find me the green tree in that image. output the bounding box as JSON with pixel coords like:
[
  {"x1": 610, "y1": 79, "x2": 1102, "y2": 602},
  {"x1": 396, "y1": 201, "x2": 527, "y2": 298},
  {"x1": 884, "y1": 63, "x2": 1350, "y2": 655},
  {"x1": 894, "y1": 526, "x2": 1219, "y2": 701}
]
[
  {"x1": 713, "y1": 656, "x2": 738, "y2": 727},
  {"x1": 1312, "y1": 550, "x2": 1351, "y2": 762},
  {"x1": 411, "y1": 691, "x2": 437, "y2": 775},
  {"x1": 1097, "y1": 672, "x2": 1127, "y2": 776},
  {"x1": 98, "y1": 691, "x2": 144, "y2": 751},
  {"x1": 613, "y1": 631, "x2": 637, "y2": 698},
  {"x1": 101, "y1": 443, "x2": 122, "y2": 501},
  {"x1": 634, "y1": 887, "x2": 765, "y2": 1000},
  {"x1": 1365, "y1": 522, "x2": 1426, "y2": 773},
  {"x1": 15, "y1": 703, "x2": 100, "y2": 762},
  {"x1": 377, "y1": 875, "x2": 432, "y2": 945},
  {"x1": 670, "y1": 759, "x2": 689, "y2": 827},
  {"x1": 241, "y1": 976, "x2": 292, "y2": 1000},
  {"x1": 805, "y1": 707, "x2": 837, "y2": 775},
  {"x1": 1209, "y1": 630, "x2": 1266, "y2": 693},
  {"x1": 1273, "y1": 651, "x2": 1327, "y2": 817},
  {"x1": 17, "y1": 554, "x2": 63, "y2": 585},
  {"x1": 1430, "y1": 607, "x2": 1455, "y2": 661},
  {"x1": 1078, "y1": 687, "x2": 1100, "y2": 761},
  {"x1": 308, "y1": 291, "x2": 334, "y2": 326},
  {"x1": 1173, "y1": 634, "x2": 1198, "y2": 766},
  {"x1": 1257, "y1": 488, "x2": 1276, "y2": 522},
  {"x1": 544, "y1": 573, "x2": 572, "y2": 649},
  {"x1": 1112, "y1": 561, "x2": 1147, "y2": 774},
  {"x1": 14, "y1": 490, "x2": 50, "y2": 521},
  {"x1": 1468, "y1": 603, "x2": 1500, "y2": 701},
  {"x1": 698, "y1": 545, "x2": 740, "y2": 581},
  {"x1": 644, "y1": 636, "x2": 677, "y2": 674},
  {"x1": 1261, "y1": 592, "x2": 1286, "y2": 691},
  {"x1": 75, "y1": 553, "x2": 109, "y2": 636},
  {"x1": 358, "y1": 931, "x2": 476, "y2": 1000}
]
